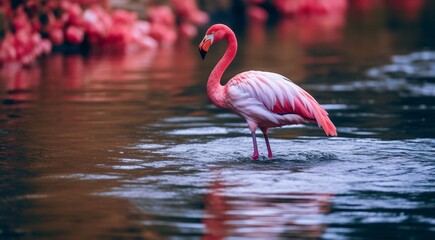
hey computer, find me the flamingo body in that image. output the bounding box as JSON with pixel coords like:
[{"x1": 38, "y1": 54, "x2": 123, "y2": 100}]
[{"x1": 199, "y1": 24, "x2": 337, "y2": 159}]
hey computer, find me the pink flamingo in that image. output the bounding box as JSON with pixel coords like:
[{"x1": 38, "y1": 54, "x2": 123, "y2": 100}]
[{"x1": 199, "y1": 24, "x2": 337, "y2": 160}]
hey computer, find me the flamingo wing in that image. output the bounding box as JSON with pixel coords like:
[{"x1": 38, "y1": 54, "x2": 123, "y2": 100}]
[{"x1": 226, "y1": 71, "x2": 337, "y2": 136}]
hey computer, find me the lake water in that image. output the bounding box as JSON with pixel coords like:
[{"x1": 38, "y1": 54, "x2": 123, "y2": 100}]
[{"x1": 1, "y1": 3, "x2": 435, "y2": 240}]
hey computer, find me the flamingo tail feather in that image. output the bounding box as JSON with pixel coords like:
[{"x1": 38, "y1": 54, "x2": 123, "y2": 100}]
[{"x1": 305, "y1": 94, "x2": 337, "y2": 136}]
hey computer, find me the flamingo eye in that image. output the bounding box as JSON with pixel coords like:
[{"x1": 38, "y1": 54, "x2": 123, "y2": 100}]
[{"x1": 204, "y1": 33, "x2": 214, "y2": 43}]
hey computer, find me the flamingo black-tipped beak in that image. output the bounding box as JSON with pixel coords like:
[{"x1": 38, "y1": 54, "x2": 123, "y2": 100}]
[
  {"x1": 199, "y1": 48, "x2": 207, "y2": 60},
  {"x1": 199, "y1": 33, "x2": 213, "y2": 60}
]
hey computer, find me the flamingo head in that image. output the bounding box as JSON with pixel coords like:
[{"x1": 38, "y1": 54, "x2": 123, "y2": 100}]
[
  {"x1": 199, "y1": 24, "x2": 232, "y2": 60},
  {"x1": 199, "y1": 33, "x2": 214, "y2": 59}
]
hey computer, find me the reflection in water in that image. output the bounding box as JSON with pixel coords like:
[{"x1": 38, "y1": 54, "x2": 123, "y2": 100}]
[
  {"x1": 203, "y1": 171, "x2": 332, "y2": 239},
  {"x1": 385, "y1": 0, "x2": 425, "y2": 21},
  {"x1": 1, "y1": 51, "x2": 153, "y2": 103},
  {"x1": 0, "y1": 43, "x2": 204, "y2": 239}
]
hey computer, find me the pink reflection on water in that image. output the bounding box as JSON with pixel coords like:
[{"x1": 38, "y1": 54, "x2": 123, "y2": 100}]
[
  {"x1": 0, "y1": 63, "x2": 41, "y2": 102},
  {"x1": 350, "y1": 0, "x2": 383, "y2": 12},
  {"x1": 277, "y1": 13, "x2": 345, "y2": 49},
  {"x1": 349, "y1": 0, "x2": 426, "y2": 21},
  {"x1": 385, "y1": 0, "x2": 425, "y2": 22},
  {"x1": 275, "y1": 12, "x2": 345, "y2": 71},
  {"x1": 1, "y1": 50, "x2": 155, "y2": 103},
  {"x1": 0, "y1": 40, "x2": 201, "y2": 105},
  {"x1": 202, "y1": 172, "x2": 333, "y2": 239},
  {"x1": 273, "y1": 0, "x2": 347, "y2": 16}
]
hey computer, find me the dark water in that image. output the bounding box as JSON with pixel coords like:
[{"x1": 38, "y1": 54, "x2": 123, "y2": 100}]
[{"x1": 1, "y1": 4, "x2": 435, "y2": 240}]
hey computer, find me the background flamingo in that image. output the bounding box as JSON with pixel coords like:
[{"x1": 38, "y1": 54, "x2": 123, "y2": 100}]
[{"x1": 199, "y1": 24, "x2": 337, "y2": 160}]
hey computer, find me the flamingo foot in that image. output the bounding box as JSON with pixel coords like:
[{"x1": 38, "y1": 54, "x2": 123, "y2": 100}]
[{"x1": 251, "y1": 153, "x2": 259, "y2": 160}]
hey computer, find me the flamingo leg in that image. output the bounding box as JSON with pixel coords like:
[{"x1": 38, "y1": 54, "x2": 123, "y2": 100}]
[
  {"x1": 260, "y1": 127, "x2": 273, "y2": 158},
  {"x1": 250, "y1": 131, "x2": 259, "y2": 160}
]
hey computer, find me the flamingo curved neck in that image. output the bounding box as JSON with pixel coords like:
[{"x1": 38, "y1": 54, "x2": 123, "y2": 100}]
[{"x1": 207, "y1": 30, "x2": 237, "y2": 109}]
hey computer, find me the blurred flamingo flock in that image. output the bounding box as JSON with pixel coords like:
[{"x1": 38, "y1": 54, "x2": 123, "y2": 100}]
[
  {"x1": 0, "y1": 0, "x2": 426, "y2": 67},
  {"x1": 0, "y1": 0, "x2": 209, "y2": 66}
]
